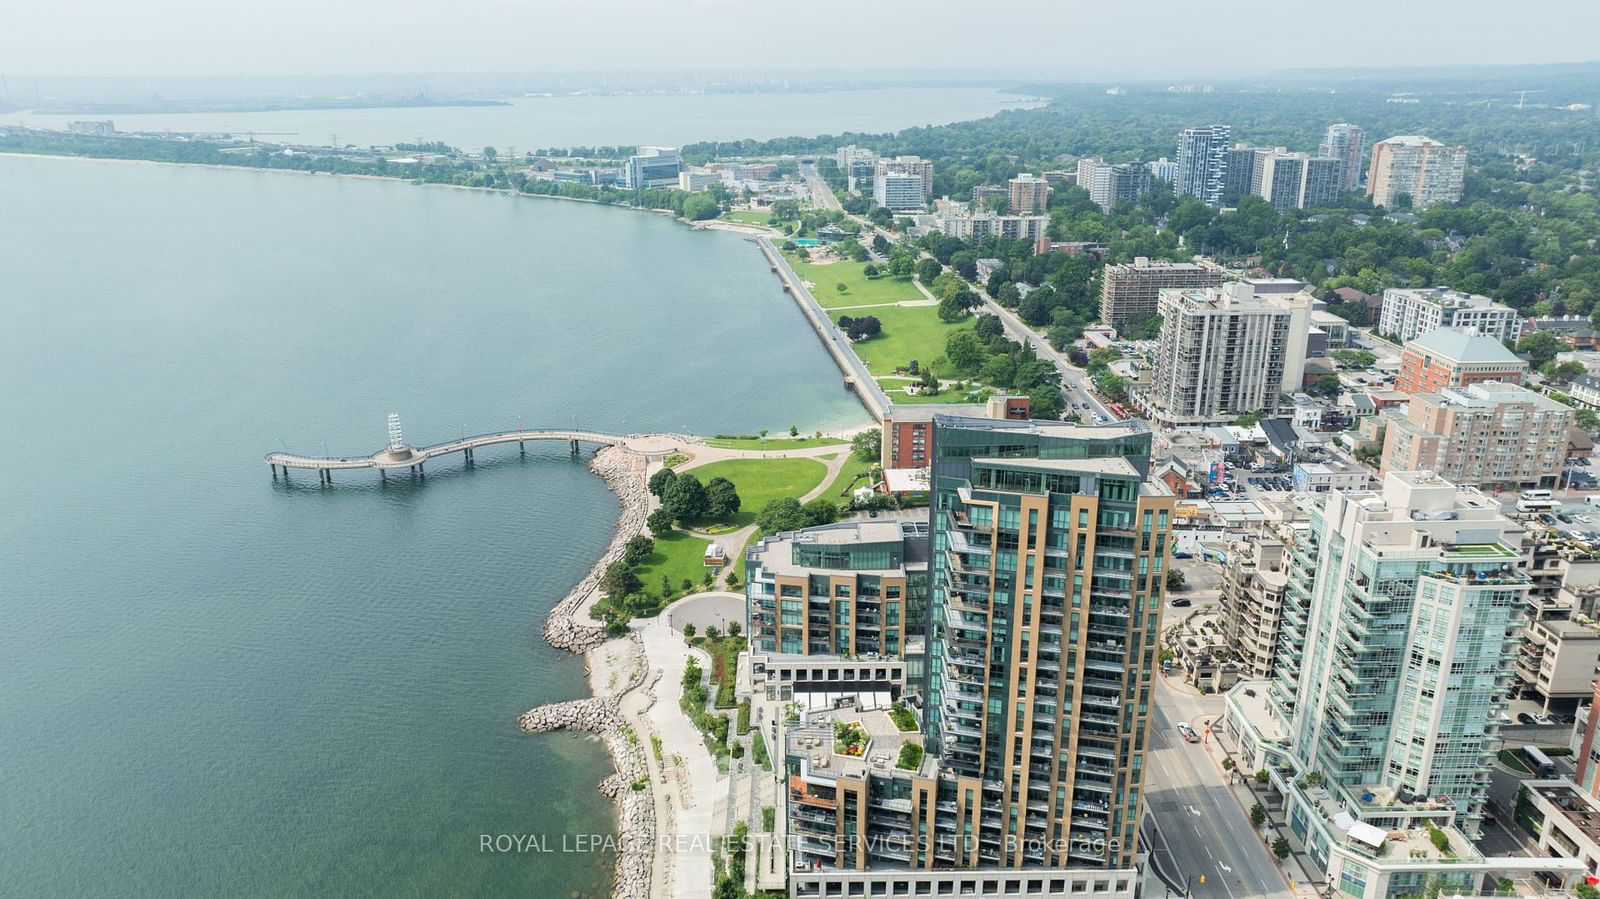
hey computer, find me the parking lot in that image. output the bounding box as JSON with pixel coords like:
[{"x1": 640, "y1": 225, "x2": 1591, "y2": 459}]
[{"x1": 1244, "y1": 474, "x2": 1293, "y2": 491}]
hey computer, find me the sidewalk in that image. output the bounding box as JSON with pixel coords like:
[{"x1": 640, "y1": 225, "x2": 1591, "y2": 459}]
[{"x1": 1205, "y1": 727, "x2": 1324, "y2": 895}]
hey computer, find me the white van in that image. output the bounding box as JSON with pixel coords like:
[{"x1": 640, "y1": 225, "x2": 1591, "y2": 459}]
[
  {"x1": 1521, "y1": 489, "x2": 1553, "y2": 502},
  {"x1": 1586, "y1": 495, "x2": 1600, "y2": 508}
]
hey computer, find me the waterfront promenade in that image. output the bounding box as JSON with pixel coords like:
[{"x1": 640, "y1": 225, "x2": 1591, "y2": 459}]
[
  {"x1": 757, "y1": 236, "x2": 892, "y2": 422},
  {"x1": 265, "y1": 427, "x2": 687, "y2": 482}
]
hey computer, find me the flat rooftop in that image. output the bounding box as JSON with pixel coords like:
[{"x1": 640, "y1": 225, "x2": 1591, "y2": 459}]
[
  {"x1": 1531, "y1": 780, "x2": 1600, "y2": 845},
  {"x1": 787, "y1": 704, "x2": 932, "y2": 782},
  {"x1": 972, "y1": 455, "x2": 1143, "y2": 478}
]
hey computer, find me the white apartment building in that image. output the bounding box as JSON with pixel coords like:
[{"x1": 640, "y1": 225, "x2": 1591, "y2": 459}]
[
  {"x1": 1224, "y1": 472, "x2": 1586, "y2": 898},
  {"x1": 873, "y1": 172, "x2": 925, "y2": 212},
  {"x1": 835, "y1": 145, "x2": 877, "y2": 169},
  {"x1": 1175, "y1": 124, "x2": 1231, "y2": 206},
  {"x1": 1377, "y1": 287, "x2": 1522, "y2": 344},
  {"x1": 1143, "y1": 282, "x2": 1312, "y2": 427},
  {"x1": 932, "y1": 205, "x2": 1047, "y2": 242},
  {"x1": 1367, "y1": 135, "x2": 1468, "y2": 209},
  {"x1": 876, "y1": 155, "x2": 934, "y2": 199}
]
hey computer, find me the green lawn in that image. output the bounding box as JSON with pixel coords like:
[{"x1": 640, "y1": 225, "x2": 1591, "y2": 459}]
[
  {"x1": 818, "y1": 454, "x2": 877, "y2": 502},
  {"x1": 633, "y1": 530, "x2": 712, "y2": 598},
  {"x1": 838, "y1": 304, "x2": 975, "y2": 374},
  {"x1": 877, "y1": 378, "x2": 991, "y2": 405},
  {"x1": 703, "y1": 436, "x2": 847, "y2": 451},
  {"x1": 724, "y1": 209, "x2": 772, "y2": 225},
  {"x1": 688, "y1": 457, "x2": 829, "y2": 528},
  {"x1": 785, "y1": 252, "x2": 921, "y2": 309}
]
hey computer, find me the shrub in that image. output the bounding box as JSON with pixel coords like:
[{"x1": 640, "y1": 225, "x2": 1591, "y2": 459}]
[
  {"x1": 762, "y1": 806, "x2": 776, "y2": 832},
  {"x1": 683, "y1": 623, "x2": 696, "y2": 638},
  {"x1": 751, "y1": 730, "x2": 770, "y2": 769},
  {"x1": 896, "y1": 743, "x2": 925, "y2": 770},
  {"x1": 889, "y1": 702, "x2": 918, "y2": 732},
  {"x1": 732, "y1": 743, "x2": 745, "y2": 759},
  {"x1": 1272, "y1": 836, "x2": 1290, "y2": 859},
  {"x1": 737, "y1": 701, "x2": 752, "y2": 735}
]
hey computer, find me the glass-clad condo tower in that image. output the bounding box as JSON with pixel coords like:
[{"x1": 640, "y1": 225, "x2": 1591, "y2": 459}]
[{"x1": 927, "y1": 415, "x2": 1171, "y2": 869}]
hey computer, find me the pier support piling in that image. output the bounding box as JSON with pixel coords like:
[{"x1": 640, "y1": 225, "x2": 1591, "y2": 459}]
[{"x1": 570, "y1": 438, "x2": 579, "y2": 456}]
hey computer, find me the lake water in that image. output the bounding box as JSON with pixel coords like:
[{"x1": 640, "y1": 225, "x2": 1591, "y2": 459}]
[
  {"x1": 0, "y1": 87, "x2": 1041, "y2": 151},
  {"x1": 0, "y1": 154, "x2": 867, "y2": 897}
]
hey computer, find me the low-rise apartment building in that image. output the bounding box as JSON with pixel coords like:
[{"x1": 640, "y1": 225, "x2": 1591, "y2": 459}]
[
  {"x1": 1396, "y1": 327, "x2": 1527, "y2": 395},
  {"x1": 1379, "y1": 382, "x2": 1572, "y2": 490},
  {"x1": 1378, "y1": 287, "x2": 1522, "y2": 344},
  {"x1": 745, "y1": 520, "x2": 928, "y2": 658},
  {"x1": 1219, "y1": 527, "x2": 1292, "y2": 680}
]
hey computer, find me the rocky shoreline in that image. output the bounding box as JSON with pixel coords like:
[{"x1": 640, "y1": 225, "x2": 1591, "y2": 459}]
[{"x1": 522, "y1": 443, "x2": 656, "y2": 899}]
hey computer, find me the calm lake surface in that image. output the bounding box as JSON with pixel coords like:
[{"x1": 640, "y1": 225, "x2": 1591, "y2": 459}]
[
  {"x1": 0, "y1": 87, "x2": 1041, "y2": 150},
  {"x1": 0, "y1": 154, "x2": 867, "y2": 896}
]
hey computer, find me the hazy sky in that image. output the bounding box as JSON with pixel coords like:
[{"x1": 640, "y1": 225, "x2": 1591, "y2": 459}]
[{"x1": 6, "y1": 0, "x2": 1599, "y2": 80}]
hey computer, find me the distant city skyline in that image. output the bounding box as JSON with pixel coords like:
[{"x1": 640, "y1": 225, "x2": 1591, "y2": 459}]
[{"x1": 3, "y1": 0, "x2": 1598, "y2": 79}]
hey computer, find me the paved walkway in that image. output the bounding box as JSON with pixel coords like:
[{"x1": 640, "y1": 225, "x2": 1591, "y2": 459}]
[{"x1": 635, "y1": 612, "x2": 720, "y2": 898}]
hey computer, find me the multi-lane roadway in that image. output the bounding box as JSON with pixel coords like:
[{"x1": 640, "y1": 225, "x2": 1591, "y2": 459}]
[{"x1": 1145, "y1": 679, "x2": 1293, "y2": 899}]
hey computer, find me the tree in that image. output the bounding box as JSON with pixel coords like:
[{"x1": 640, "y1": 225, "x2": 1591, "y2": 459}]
[
  {"x1": 1222, "y1": 757, "x2": 1235, "y2": 772},
  {"x1": 862, "y1": 263, "x2": 879, "y2": 279},
  {"x1": 755, "y1": 497, "x2": 812, "y2": 534},
  {"x1": 1027, "y1": 386, "x2": 1065, "y2": 420},
  {"x1": 682, "y1": 193, "x2": 721, "y2": 221},
  {"x1": 1517, "y1": 330, "x2": 1568, "y2": 369},
  {"x1": 836, "y1": 282, "x2": 848, "y2": 294},
  {"x1": 1330, "y1": 349, "x2": 1376, "y2": 369},
  {"x1": 996, "y1": 282, "x2": 1021, "y2": 307},
  {"x1": 871, "y1": 234, "x2": 891, "y2": 255},
  {"x1": 664, "y1": 473, "x2": 709, "y2": 522},
  {"x1": 1250, "y1": 804, "x2": 1267, "y2": 828},
  {"x1": 937, "y1": 293, "x2": 967, "y2": 322},
  {"x1": 1307, "y1": 375, "x2": 1343, "y2": 399},
  {"x1": 1271, "y1": 837, "x2": 1291, "y2": 860},
  {"x1": 599, "y1": 560, "x2": 642, "y2": 599},
  {"x1": 1166, "y1": 568, "x2": 1185, "y2": 590},
  {"x1": 916, "y1": 257, "x2": 942, "y2": 283},
  {"x1": 647, "y1": 467, "x2": 677, "y2": 498},
  {"x1": 946, "y1": 331, "x2": 987, "y2": 373},
  {"x1": 1235, "y1": 411, "x2": 1263, "y2": 428},
  {"x1": 1546, "y1": 359, "x2": 1587, "y2": 383},
  {"x1": 682, "y1": 622, "x2": 696, "y2": 638},
  {"x1": 623, "y1": 534, "x2": 655, "y2": 566},
  {"x1": 803, "y1": 498, "x2": 841, "y2": 526},
  {"x1": 705, "y1": 477, "x2": 742, "y2": 520},
  {"x1": 974, "y1": 314, "x2": 1005, "y2": 342},
  {"x1": 851, "y1": 429, "x2": 882, "y2": 462},
  {"x1": 1578, "y1": 409, "x2": 1600, "y2": 433},
  {"x1": 647, "y1": 506, "x2": 676, "y2": 535},
  {"x1": 838, "y1": 315, "x2": 881, "y2": 340},
  {"x1": 789, "y1": 424, "x2": 799, "y2": 436}
]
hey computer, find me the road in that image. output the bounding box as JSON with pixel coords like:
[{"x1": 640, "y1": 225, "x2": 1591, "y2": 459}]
[
  {"x1": 1144, "y1": 680, "x2": 1291, "y2": 899},
  {"x1": 975, "y1": 291, "x2": 1115, "y2": 420},
  {"x1": 799, "y1": 162, "x2": 842, "y2": 211}
]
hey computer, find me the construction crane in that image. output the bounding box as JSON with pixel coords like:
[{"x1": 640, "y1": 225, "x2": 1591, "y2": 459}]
[{"x1": 1515, "y1": 89, "x2": 1546, "y2": 110}]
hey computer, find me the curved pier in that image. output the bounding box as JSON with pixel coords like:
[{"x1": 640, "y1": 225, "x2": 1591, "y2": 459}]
[{"x1": 265, "y1": 427, "x2": 632, "y2": 483}]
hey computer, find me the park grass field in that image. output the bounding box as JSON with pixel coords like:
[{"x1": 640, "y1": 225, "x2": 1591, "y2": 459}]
[
  {"x1": 723, "y1": 209, "x2": 772, "y2": 225},
  {"x1": 703, "y1": 436, "x2": 847, "y2": 450},
  {"x1": 687, "y1": 457, "x2": 829, "y2": 528},
  {"x1": 785, "y1": 252, "x2": 921, "y2": 309},
  {"x1": 632, "y1": 530, "x2": 712, "y2": 597},
  {"x1": 835, "y1": 304, "x2": 974, "y2": 375}
]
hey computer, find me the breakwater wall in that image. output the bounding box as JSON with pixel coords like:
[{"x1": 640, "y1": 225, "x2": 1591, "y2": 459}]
[{"x1": 756, "y1": 236, "x2": 891, "y2": 422}]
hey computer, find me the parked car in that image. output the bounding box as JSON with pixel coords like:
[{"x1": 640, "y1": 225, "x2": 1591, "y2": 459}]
[
  {"x1": 1170, "y1": 598, "x2": 1192, "y2": 607},
  {"x1": 1516, "y1": 712, "x2": 1536, "y2": 725}
]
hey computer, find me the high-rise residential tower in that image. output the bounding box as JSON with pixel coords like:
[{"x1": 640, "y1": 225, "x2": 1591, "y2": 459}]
[
  {"x1": 1319, "y1": 123, "x2": 1365, "y2": 190},
  {"x1": 775, "y1": 416, "x2": 1170, "y2": 898},
  {"x1": 1367, "y1": 135, "x2": 1468, "y2": 209},
  {"x1": 1143, "y1": 282, "x2": 1313, "y2": 427},
  {"x1": 1174, "y1": 125, "x2": 1231, "y2": 206},
  {"x1": 926, "y1": 415, "x2": 1171, "y2": 869},
  {"x1": 1255, "y1": 151, "x2": 1344, "y2": 210},
  {"x1": 1075, "y1": 158, "x2": 1152, "y2": 213}
]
